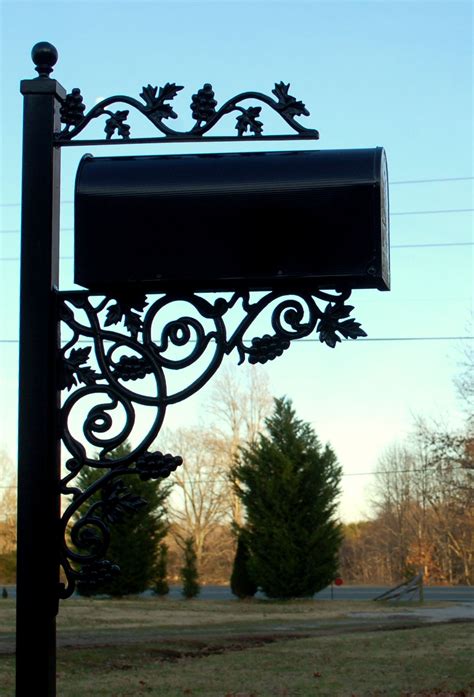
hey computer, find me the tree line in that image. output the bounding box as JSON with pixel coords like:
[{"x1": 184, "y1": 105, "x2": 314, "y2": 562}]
[
  {"x1": 1, "y1": 358, "x2": 472, "y2": 591},
  {"x1": 340, "y1": 420, "x2": 472, "y2": 585},
  {"x1": 340, "y1": 344, "x2": 473, "y2": 586}
]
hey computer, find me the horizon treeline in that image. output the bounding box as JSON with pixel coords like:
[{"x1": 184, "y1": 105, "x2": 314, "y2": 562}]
[{"x1": 0, "y1": 363, "x2": 472, "y2": 588}]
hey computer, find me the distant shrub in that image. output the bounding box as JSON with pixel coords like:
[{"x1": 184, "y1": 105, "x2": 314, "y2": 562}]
[
  {"x1": 154, "y1": 543, "x2": 170, "y2": 596},
  {"x1": 181, "y1": 537, "x2": 200, "y2": 599},
  {"x1": 230, "y1": 534, "x2": 257, "y2": 599}
]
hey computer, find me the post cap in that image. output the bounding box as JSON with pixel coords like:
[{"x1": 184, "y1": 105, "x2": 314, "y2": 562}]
[{"x1": 31, "y1": 42, "x2": 58, "y2": 78}]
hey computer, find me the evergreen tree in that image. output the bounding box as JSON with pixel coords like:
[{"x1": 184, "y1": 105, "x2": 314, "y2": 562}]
[
  {"x1": 181, "y1": 537, "x2": 200, "y2": 599},
  {"x1": 154, "y1": 543, "x2": 170, "y2": 596},
  {"x1": 75, "y1": 443, "x2": 171, "y2": 596},
  {"x1": 230, "y1": 533, "x2": 257, "y2": 599},
  {"x1": 232, "y1": 397, "x2": 343, "y2": 599}
]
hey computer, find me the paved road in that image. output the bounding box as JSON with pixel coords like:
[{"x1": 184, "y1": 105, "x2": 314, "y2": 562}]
[
  {"x1": 164, "y1": 584, "x2": 474, "y2": 603},
  {"x1": 4, "y1": 584, "x2": 471, "y2": 602}
]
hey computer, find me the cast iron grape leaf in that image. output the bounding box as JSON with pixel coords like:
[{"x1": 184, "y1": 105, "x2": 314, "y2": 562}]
[
  {"x1": 100, "y1": 478, "x2": 147, "y2": 524},
  {"x1": 140, "y1": 82, "x2": 184, "y2": 120},
  {"x1": 235, "y1": 107, "x2": 263, "y2": 136},
  {"x1": 272, "y1": 81, "x2": 309, "y2": 118},
  {"x1": 105, "y1": 296, "x2": 148, "y2": 339},
  {"x1": 317, "y1": 303, "x2": 367, "y2": 348},
  {"x1": 104, "y1": 110, "x2": 131, "y2": 140},
  {"x1": 61, "y1": 347, "x2": 98, "y2": 390}
]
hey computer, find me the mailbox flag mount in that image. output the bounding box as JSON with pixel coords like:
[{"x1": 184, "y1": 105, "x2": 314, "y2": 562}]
[{"x1": 75, "y1": 147, "x2": 389, "y2": 292}]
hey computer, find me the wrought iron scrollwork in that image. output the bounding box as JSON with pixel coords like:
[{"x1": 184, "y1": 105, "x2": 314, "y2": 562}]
[
  {"x1": 56, "y1": 80, "x2": 319, "y2": 143},
  {"x1": 58, "y1": 288, "x2": 365, "y2": 597}
]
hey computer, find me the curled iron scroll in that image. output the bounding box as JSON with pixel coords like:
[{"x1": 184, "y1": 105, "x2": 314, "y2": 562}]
[{"x1": 58, "y1": 289, "x2": 365, "y2": 597}]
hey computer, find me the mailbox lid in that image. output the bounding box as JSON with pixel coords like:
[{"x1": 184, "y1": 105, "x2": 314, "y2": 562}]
[
  {"x1": 75, "y1": 147, "x2": 383, "y2": 196},
  {"x1": 75, "y1": 148, "x2": 389, "y2": 291}
]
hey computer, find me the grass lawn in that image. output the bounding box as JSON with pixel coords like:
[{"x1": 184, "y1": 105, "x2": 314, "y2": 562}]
[{"x1": 1, "y1": 597, "x2": 472, "y2": 696}]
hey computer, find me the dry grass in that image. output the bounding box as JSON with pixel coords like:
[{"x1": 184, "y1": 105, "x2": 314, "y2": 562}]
[
  {"x1": 0, "y1": 596, "x2": 449, "y2": 635},
  {"x1": 1, "y1": 598, "x2": 472, "y2": 696},
  {"x1": 60, "y1": 624, "x2": 474, "y2": 697}
]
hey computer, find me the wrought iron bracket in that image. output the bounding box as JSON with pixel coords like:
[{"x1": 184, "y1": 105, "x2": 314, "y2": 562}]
[
  {"x1": 23, "y1": 43, "x2": 367, "y2": 601},
  {"x1": 55, "y1": 81, "x2": 319, "y2": 146},
  {"x1": 58, "y1": 287, "x2": 366, "y2": 597},
  {"x1": 20, "y1": 41, "x2": 373, "y2": 697}
]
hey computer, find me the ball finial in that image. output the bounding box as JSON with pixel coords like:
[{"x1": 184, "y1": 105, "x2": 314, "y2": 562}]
[{"x1": 31, "y1": 42, "x2": 58, "y2": 78}]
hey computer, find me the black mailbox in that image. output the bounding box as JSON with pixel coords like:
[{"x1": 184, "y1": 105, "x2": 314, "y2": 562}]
[{"x1": 74, "y1": 147, "x2": 389, "y2": 292}]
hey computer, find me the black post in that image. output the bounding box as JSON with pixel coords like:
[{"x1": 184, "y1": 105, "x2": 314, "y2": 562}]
[{"x1": 16, "y1": 43, "x2": 65, "y2": 697}]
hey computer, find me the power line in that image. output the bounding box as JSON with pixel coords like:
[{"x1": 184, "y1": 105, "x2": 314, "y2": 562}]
[
  {"x1": 343, "y1": 466, "x2": 467, "y2": 476},
  {"x1": 1, "y1": 465, "x2": 467, "y2": 489},
  {"x1": 345, "y1": 336, "x2": 473, "y2": 343},
  {"x1": 390, "y1": 176, "x2": 473, "y2": 185},
  {"x1": 172, "y1": 465, "x2": 467, "y2": 482},
  {"x1": 0, "y1": 256, "x2": 74, "y2": 261},
  {"x1": 392, "y1": 242, "x2": 473, "y2": 249},
  {"x1": 1, "y1": 175, "x2": 472, "y2": 208},
  {"x1": 1, "y1": 209, "x2": 473, "y2": 232},
  {"x1": 0, "y1": 228, "x2": 73, "y2": 235},
  {"x1": 0, "y1": 336, "x2": 472, "y2": 345},
  {"x1": 0, "y1": 200, "x2": 77, "y2": 207},
  {"x1": 391, "y1": 208, "x2": 473, "y2": 216}
]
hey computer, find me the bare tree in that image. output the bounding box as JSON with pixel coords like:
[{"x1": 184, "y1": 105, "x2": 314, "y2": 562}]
[
  {"x1": 159, "y1": 365, "x2": 273, "y2": 581},
  {"x1": 339, "y1": 520, "x2": 393, "y2": 584},
  {"x1": 412, "y1": 417, "x2": 473, "y2": 584},
  {"x1": 207, "y1": 364, "x2": 273, "y2": 445},
  {"x1": 0, "y1": 450, "x2": 16, "y2": 554},
  {"x1": 161, "y1": 426, "x2": 232, "y2": 577},
  {"x1": 369, "y1": 445, "x2": 420, "y2": 581},
  {"x1": 356, "y1": 421, "x2": 473, "y2": 586},
  {"x1": 339, "y1": 340, "x2": 474, "y2": 586},
  {"x1": 454, "y1": 320, "x2": 473, "y2": 424},
  {"x1": 206, "y1": 364, "x2": 272, "y2": 525}
]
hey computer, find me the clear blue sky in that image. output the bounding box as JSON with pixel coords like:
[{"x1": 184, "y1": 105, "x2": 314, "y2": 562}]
[{"x1": 0, "y1": 0, "x2": 472, "y2": 521}]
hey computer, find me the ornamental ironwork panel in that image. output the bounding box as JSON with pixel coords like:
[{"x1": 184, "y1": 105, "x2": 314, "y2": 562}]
[
  {"x1": 57, "y1": 80, "x2": 319, "y2": 144},
  {"x1": 57, "y1": 288, "x2": 366, "y2": 597}
]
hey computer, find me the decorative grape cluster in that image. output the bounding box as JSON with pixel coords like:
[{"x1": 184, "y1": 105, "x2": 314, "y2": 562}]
[
  {"x1": 190, "y1": 84, "x2": 217, "y2": 124},
  {"x1": 77, "y1": 559, "x2": 120, "y2": 588},
  {"x1": 136, "y1": 451, "x2": 183, "y2": 481},
  {"x1": 247, "y1": 334, "x2": 291, "y2": 364},
  {"x1": 114, "y1": 355, "x2": 151, "y2": 381},
  {"x1": 60, "y1": 88, "x2": 86, "y2": 127}
]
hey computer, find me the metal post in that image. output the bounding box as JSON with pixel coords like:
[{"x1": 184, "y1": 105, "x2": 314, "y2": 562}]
[{"x1": 16, "y1": 43, "x2": 65, "y2": 697}]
